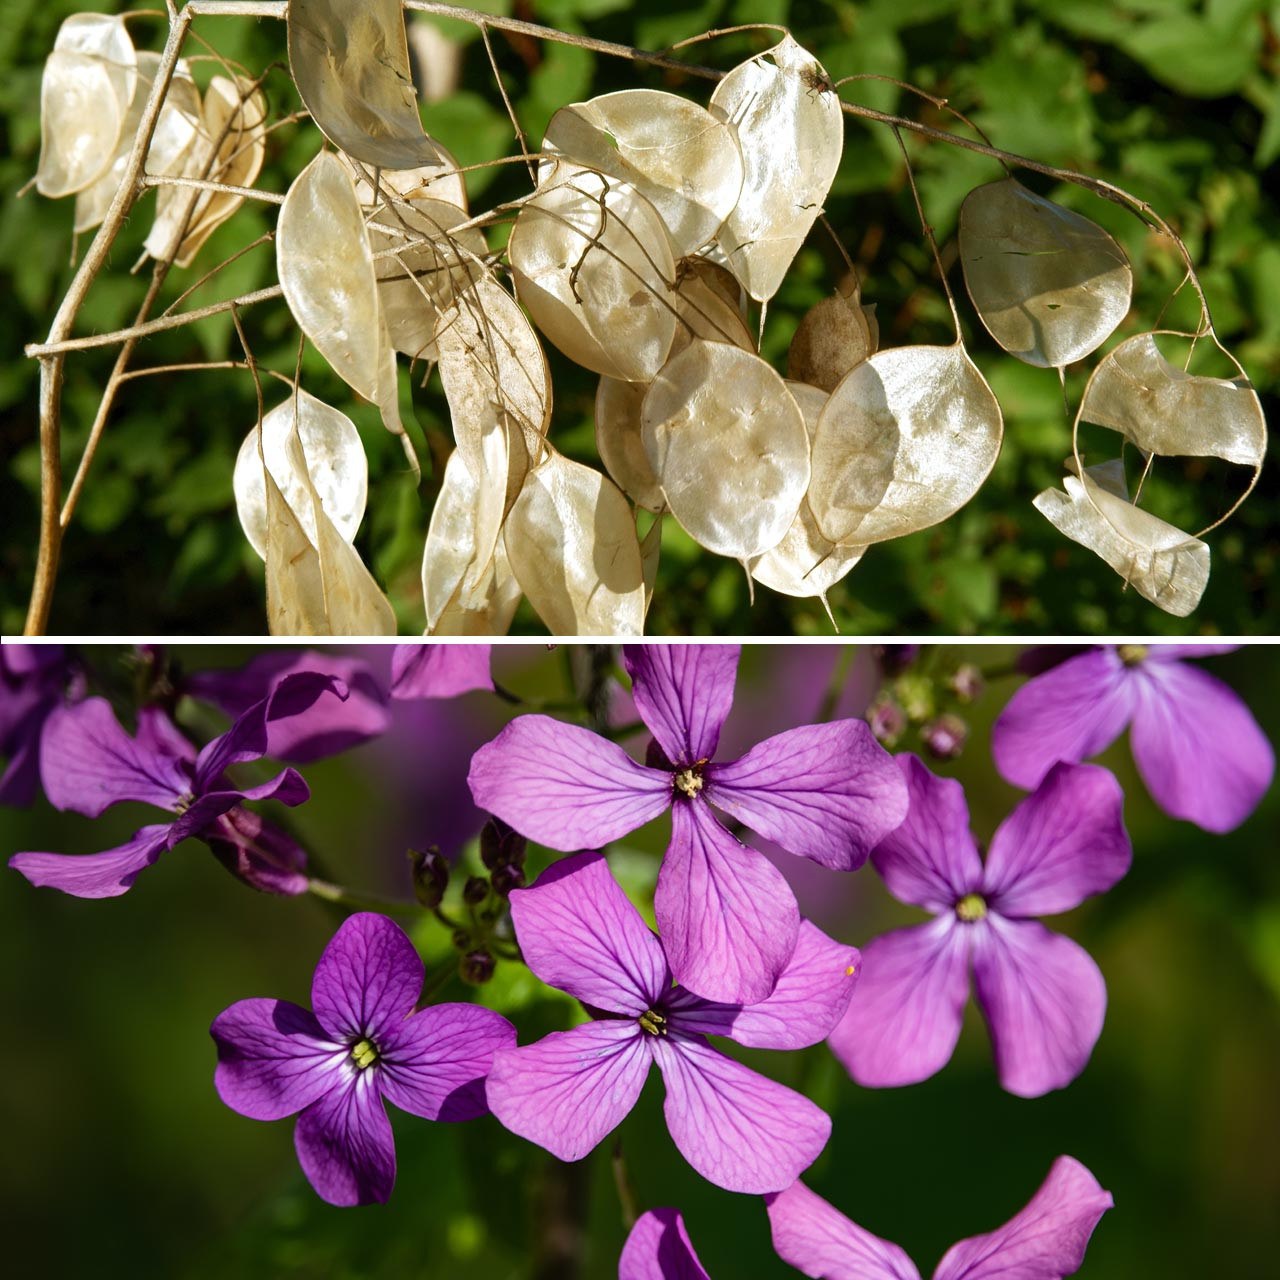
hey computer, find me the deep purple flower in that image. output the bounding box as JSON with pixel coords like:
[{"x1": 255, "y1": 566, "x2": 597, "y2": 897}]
[
  {"x1": 828, "y1": 755, "x2": 1130, "y2": 1098},
  {"x1": 391, "y1": 644, "x2": 493, "y2": 699},
  {"x1": 767, "y1": 1155, "x2": 1112, "y2": 1280},
  {"x1": 620, "y1": 1208, "x2": 711, "y2": 1279},
  {"x1": 8, "y1": 672, "x2": 345, "y2": 899},
  {"x1": 486, "y1": 852, "x2": 856, "y2": 1194},
  {"x1": 211, "y1": 912, "x2": 514, "y2": 1206},
  {"x1": 993, "y1": 644, "x2": 1273, "y2": 833},
  {"x1": 470, "y1": 645, "x2": 906, "y2": 1003},
  {"x1": 0, "y1": 644, "x2": 77, "y2": 806}
]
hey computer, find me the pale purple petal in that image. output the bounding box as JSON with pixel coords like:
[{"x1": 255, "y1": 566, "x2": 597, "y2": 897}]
[
  {"x1": 666, "y1": 921, "x2": 860, "y2": 1050},
  {"x1": 211, "y1": 997, "x2": 347, "y2": 1121},
  {"x1": 991, "y1": 650, "x2": 1134, "y2": 790},
  {"x1": 294, "y1": 1072, "x2": 396, "y2": 1206},
  {"x1": 391, "y1": 645, "x2": 493, "y2": 699},
  {"x1": 827, "y1": 917, "x2": 971, "y2": 1088},
  {"x1": 311, "y1": 913, "x2": 424, "y2": 1042},
  {"x1": 1144, "y1": 643, "x2": 1239, "y2": 661},
  {"x1": 623, "y1": 644, "x2": 740, "y2": 765},
  {"x1": 619, "y1": 1208, "x2": 712, "y2": 1280},
  {"x1": 982, "y1": 763, "x2": 1131, "y2": 917},
  {"x1": 170, "y1": 768, "x2": 311, "y2": 845},
  {"x1": 705, "y1": 720, "x2": 909, "y2": 871},
  {"x1": 971, "y1": 917, "x2": 1106, "y2": 1099},
  {"x1": 657, "y1": 799, "x2": 800, "y2": 1005},
  {"x1": 486, "y1": 1020, "x2": 650, "y2": 1161},
  {"x1": 378, "y1": 1002, "x2": 515, "y2": 1121},
  {"x1": 766, "y1": 1179, "x2": 922, "y2": 1280},
  {"x1": 654, "y1": 1033, "x2": 829, "y2": 1194},
  {"x1": 870, "y1": 755, "x2": 983, "y2": 911},
  {"x1": 933, "y1": 1155, "x2": 1113, "y2": 1280},
  {"x1": 1128, "y1": 660, "x2": 1274, "y2": 833},
  {"x1": 469, "y1": 715, "x2": 671, "y2": 849},
  {"x1": 9, "y1": 824, "x2": 171, "y2": 899},
  {"x1": 205, "y1": 807, "x2": 311, "y2": 895},
  {"x1": 508, "y1": 852, "x2": 670, "y2": 1015}
]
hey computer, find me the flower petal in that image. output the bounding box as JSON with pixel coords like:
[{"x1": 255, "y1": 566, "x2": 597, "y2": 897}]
[
  {"x1": 508, "y1": 851, "x2": 670, "y2": 1015},
  {"x1": 1145, "y1": 643, "x2": 1239, "y2": 661},
  {"x1": 667, "y1": 920, "x2": 860, "y2": 1049},
  {"x1": 827, "y1": 917, "x2": 971, "y2": 1088},
  {"x1": 468, "y1": 715, "x2": 671, "y2": 850},
  {"x1": 311, "y1": 913, "x2": 424, "y2": 1042},
  {"x1": 657, "y1": 799, "x2": 800, "y2": 1005},
  {"x1": 171, "y1": 768, "x2": 311, "y2": 844},
  {"x1": 391, "y1": 644, "x2": 494, "y2": 698},
  {"x1": 619, "y1": 1208, "x2": 712, "y2": 1280},
  {"x1": 869, "y1": 755, "x2": 983, "y2": 910},
  {"x1": 486, "y1": 1020, "x2": 650, "y2": 1161},
  {"x1": 204, "y1": 807, "x2": 311, "y2": 896},
  {"x1": 9, "y1": 824, "x2": 172, "y2": 899},
  {"x1": 982, "y1": 763, "x2": 1131, "y2": 917},
  {"x1": 623, "y1": 644, "x2": 741, "y2": 765},
  {"x1": 991, "y1": 650, "x2": 1134, "y2": 790},
  {"x1": 294, "y1": 1073, "x2": 396, "y2": 1206},
  {"x1": 971, "y1": 917, "x2": 1106, "y2": 1098},
  {"x1": 655, "y1": 1033, "x2": 830, "y2": 1194},
  {"x1": 766, "y1": 1179, "x2": 922, "y2": 1280},
  {"x1": 705, "y1": 720, "x2": 909, "y2": 870},
  {"x1": 1128, "y1": 660, "x2": 1274, "y2": 833},
  {"x1": 933, "y1": 1155, "x2": 1113, "y2": 1280},
  {"x1": 211, "y1": 997, "x2": 346, "y2": 1121}
]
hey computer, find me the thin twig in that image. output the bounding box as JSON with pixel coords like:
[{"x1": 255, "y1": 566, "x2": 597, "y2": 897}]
[
  {"x1": 139, "y1": 173, "x2": 286, "y2": 204},
  {"x1": 892, "y1": 126, "x2": 962, "y2": 337}
]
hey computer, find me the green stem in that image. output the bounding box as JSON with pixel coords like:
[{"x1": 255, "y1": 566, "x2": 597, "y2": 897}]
[
  {"x1": 817, "y1": 646, "x2": 855, "y2": 722},
  {"x1": 306, "y1": 879, "x2": 423, "y2": 915},
  {"x1": 612, "y1": 1136, "x2": 639, "y2": 1231}
]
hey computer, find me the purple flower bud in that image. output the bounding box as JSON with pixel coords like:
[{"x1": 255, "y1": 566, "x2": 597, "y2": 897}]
[
  {"x1": 408, "y1": 846, "x2": 449, "y2": 908},
  {"x1": 460, "y1": 950, "x2": 496, "y2": 985},
  {"x1": 947, "y1": 663, "x2": 984, "y2": 704},
  {"x1": 877, "y1": 644, "x2": 920, "y2": 676},
  {"x1": 923, "y1": 713, "x2": 969, "y2": 760},
  {"x1": 490, "y1": 864, "x2": 526, "y2": 897},
  {"x1": 479, "y1": 816, "x2": 526, "y2": 870},
  {"x1": 867, "y1": 696, "x2": 907, "y2": 747},
  {"x1": 463, "y1": 875, "x2": 490, "y2": 906}
]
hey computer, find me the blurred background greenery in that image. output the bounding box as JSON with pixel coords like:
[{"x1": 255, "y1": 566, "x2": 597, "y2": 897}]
[
  {"x1": 0, "y1": 642, "x2": 1277, "y2": 1278},
  {"x1": 1, "y1": 0, "x2": 1277, "y2": 636}
]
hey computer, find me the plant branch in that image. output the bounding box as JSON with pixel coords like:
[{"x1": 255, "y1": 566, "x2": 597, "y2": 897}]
[{"x1": 139, "y1": 173, "x2": 286, "y2": 204}]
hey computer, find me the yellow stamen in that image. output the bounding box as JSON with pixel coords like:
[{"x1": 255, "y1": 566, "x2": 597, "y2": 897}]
[
  {"x1": 638, "y1": 1009, "x2": 667, "y2": 1036},
  {"x1": 955, "y1": 893, "x2": 988, "y2": 922},
  {"x1": 1117, "y1": 644, "x2": 1148, "y2": 666},
  {"x1": 351, "y1": 1038, "x2": 379, "y2": 1069},
  {"x1": 674, "y1": 768, "x2": 704, "y2": 798}
]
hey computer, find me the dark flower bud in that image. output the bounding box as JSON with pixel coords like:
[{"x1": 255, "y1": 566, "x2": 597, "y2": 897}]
[
  {"x1": 480, "y1": 817, "x2": 527, "y2": 870},
  {"x1": 946, "y1": 664, "x2": 984, "y2": 704},
  {"x1": 491, "y1": 864, "x2": 526, "y2": 897},
  {"x1": 923, "y1": 713, "x2": 968, "y2": 760},
  {"x1": 463, "y1": 875, "x2": 490, "y2": 906},
  {"x1": 459, "y1": 950, "x2": 496, "y2": 985},
  {"x1": 867, "y1": 695, "x2": 907, "y2": 747},
  {"x1": 451, "y1": 928, "x2": 472, "y2": 951},
  {"x1": 877, "y1": 644, "x2": 920, "y2": 676},
  {"x1": 408, "y1": 846, "x2": 449, "y2": 908}
]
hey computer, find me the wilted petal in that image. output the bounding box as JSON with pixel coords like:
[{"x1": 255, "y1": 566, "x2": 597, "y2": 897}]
[
  {"x1": 9, "y1": 824, "x2": 170, "y2": 899},
  {"x1": 391, "y1": 645, "x2": 493, "y2": 699},
  {"x1": 622, "y1": 644, "x2": 740, "y2": 766},
  {"x1": 294, "y1": 1073, "x2": 396, "y2": 1206},
  {"x1": 619, "y1": 1208, "x2": 712, "y2": 1280},
  {"x1": 204, "y1": 807, "x2": 311, "y2": 896},
  {"x1": 311, "y1": 913, "x2": 424, "y2": 1043}
]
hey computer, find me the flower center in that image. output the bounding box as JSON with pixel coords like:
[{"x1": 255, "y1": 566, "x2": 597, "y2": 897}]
[
  {"x1": 173, "y1": 792, "x2": 195, "y2": 815},
  {"x1": 638, "y1": 1009, "x2": 667, "y2": 1037},
  {"x1": 673, "y1": 765, "x2": 704, "y2": 798},
  {"x1": 955, "y1": 893, "x2": 987, "y2": 922},
  {"x1": 1117, "y1": 644, "x2": 1148, "y2": 666},
  {"x1": 350, "y1": 1037, "x2": 380, "y2": 1069}
]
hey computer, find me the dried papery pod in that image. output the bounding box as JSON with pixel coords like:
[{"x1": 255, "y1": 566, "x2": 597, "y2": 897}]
[
  {"x1": 641, "y1": 339, "x2": 810, "y2": 560},
  {"x1": 958, "y1": 178, "x2": 1133, "y2": 368},
  {"x1": 709, "y1": 34, "x2": 843, "y2": 303},
  {"x1": 233, "y1": 390, "x2": 368, "y2": 559},
  {"x1": 672, "y1": 264, "x2": 756, "y2": 351},
  {"x1": 541, "y1": 90, "x2": 744, "y2": 257},
  {"x1": 277, "y1": 151, "x2": 407, "y2": 450},
  {"x1": 505, "y1": 452, "x2": 646, "y2": 636},
  {"x1": 1034, "y1": 465, "x2": 1209, "y2": 617},
  {"x1": 37, "y1": 12, "x2": 137, "y2": 198},
  {"x1": 508, "y1": 163, "x2": 679, "y2": 382},
  {"x1": 808, "y1": 343, "x2": 1003, "y2": 546},
  {"x1": 339, "y1": 145, "x2": 468, "y2": 213},
  {"x1": 288, "y1": 0, "x2": 445, "y2": 171},
  {"x1": 432, "y1": 532, "x2": 522, "y2": 637},
  {"x1": 786, "y1": 278, "x2": 878, "y2": 391}
]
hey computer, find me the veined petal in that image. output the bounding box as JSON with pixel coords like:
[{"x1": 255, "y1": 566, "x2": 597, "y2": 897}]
[
  {"x1": 667, "y1": 920, "x2": 860, "y2": 1049},
  {"x1": 657, "y1": 799, "x2": 800, "y2": 1005},
  {"x1": 311, "y1": 913, "x2": 424, "y2": 1043},
  {"x1": 827, "y1": 917, "x2": 971, "y2": 1088},
  {"x1": 623, "y1": 644, "x2": 741, "y2": 766},
  {"x1": 9, "y1": 824, "x2": 171, "y2": 899},
  {"x1": 294, "y1": 1072, "x2": 396, "y2": 1206},
  {"x1": 933, "y1": 1155, "x2": 1113, "y2": 1280},
  {"x1": 971, "y1": 916, "x2": 1106, "y2": 1098},
  {"x1": 205, "y1": 808, "x2": 311, "y2": 896},
  {"x1": 706, "y1": 720, "x2": 909, "y2": 870},
  {"x1": 486, "y1": 1020, "x2": 650, "y2": 1161},
  {"x1": 983, "y1": 763, "x2": 1130, "y2": 917},
  {"x1": 619, "y1": 1208, "x2": 712, "y2": 1280},
  {"x1": 654, "y1": 1033, "x2": 830, "y2": 1194},
  {"x1": 991, "y1": 650, "x2": 1134, "y2": 790},
  {"x1": 171, "y1": 768, "x2": 311, "y2": 844},
  {"x1": 391, "y1": 645, "x2": 493, "y2": 699},
  {"x1": 378, "y1": 1002, "x2": 516, "y2": 1122},
  {"x1": 766, "y1": 1179, "x2": 922, "y2": 1280},
  {"x1": 508, "y1": 852, "x2": 670, "y2": 1015},
  {"x1": 468, "y1": 715, "x2": 671, "y2": 850},
  {"x1": 135, "y1": 707, "x2": 198, "y2": 765},
  {"x1": 211, "y1": 997, "x2": 347, "y2": 1121}
]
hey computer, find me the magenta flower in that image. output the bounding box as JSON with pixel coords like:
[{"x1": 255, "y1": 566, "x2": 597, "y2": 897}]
[
  {"x1": 828, "y1": 755, "x2": 1130, "y2": 1098},
  {"x1": 212, "y1": 912, "x2": 515, "y2": 1206},
  {"x1": 486, "y1": 851, "x2": 857, "y2": 1194},
  {"x1": 391, "y1": 644, "x2": 494, "y2": 699},
  {"x1": 8, "y1": 671, "x2": 345, "y2": 899},
  {"x1": 620, "y1": 1208, "x2": 711, "y2": 1279},
  {"x1": 470, "y1": 645, "x2": 906, "y2": 1003},
  {"x1": 993, "y1": 644, "x2": 1273, "y2": 833},
  {"x1": 767, "y1": 1155, "x2": 1112, "y2": 1280},
  {"x1": 0, "y1": 644, "x2": 78, "y2": 806}
]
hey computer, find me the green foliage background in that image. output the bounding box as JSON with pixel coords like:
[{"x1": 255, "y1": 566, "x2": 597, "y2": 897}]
[{"x1": 1, "y1": 0, "x2": 1278, "y2": 636}]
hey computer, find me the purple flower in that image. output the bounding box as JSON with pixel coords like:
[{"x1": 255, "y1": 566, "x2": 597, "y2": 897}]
[
  {"x1": 620, "y1": 1208, "x2": 711, "y2": 1279},
  {"x1": 0, "y1": 644, "x2": 78, "y2": 806},
  {"x1": 767, "y1": 1155, "x2": 1112, "y2": 1280},
  {"x1": 993, "y1": 644, "x2": 1273, "y2": 833},
  {"x1": 391, "y1": 644, "x2": 493, "y2": 699},
  {"x1": 211, "y1": 912, "x2": 514, "y2": 1206},
  {"x1": 8, "y1": 672, "x2": 346, "y2": 899},
  {"x1": 486, "y1": 851, "x2": 856, "y2": 1194},
  {"x1": 828, "y1": 755, "x2": 1130, "y2": 1098},
  {"x1": 470, "y1": 645, "x2": 906, "y2": 1003}
]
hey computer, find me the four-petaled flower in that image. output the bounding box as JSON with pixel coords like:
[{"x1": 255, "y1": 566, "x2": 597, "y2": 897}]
[
  {"x1": 486, "y1": 851, "x2": 859, "y2": 1194},
  {"x1": 620, "y1": 1208, "x2": 711, "y2": 1279},
  {"x1": 211, "y1": 912, "x2": 515, "y2": 1206},
  {"x1": 829, "y1": 755, "x2": 1131, "y2": 1097},
  {"x1": 470, "y1": 645, "x2": 907, "y2": 1003}
]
